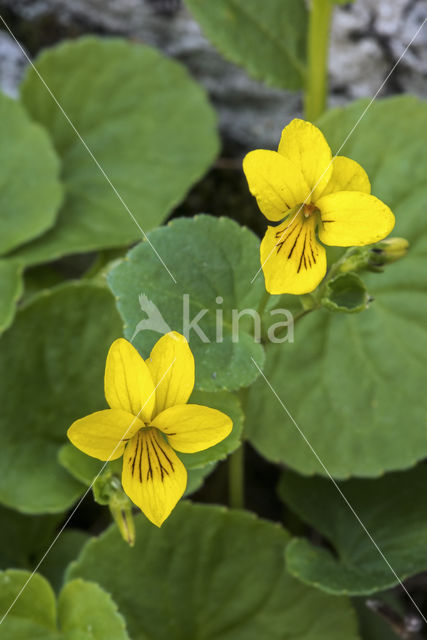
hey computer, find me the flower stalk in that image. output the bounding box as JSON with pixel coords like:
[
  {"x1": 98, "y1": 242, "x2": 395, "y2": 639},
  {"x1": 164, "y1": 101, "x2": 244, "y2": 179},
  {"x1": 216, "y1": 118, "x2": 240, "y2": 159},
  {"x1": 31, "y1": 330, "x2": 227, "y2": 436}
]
[
  {"x1": 304, "y1": 0, "x2": 333, "y2": 122},
  {"x1": 229, "y1": 444, "x2": 245, "y2": 509}
]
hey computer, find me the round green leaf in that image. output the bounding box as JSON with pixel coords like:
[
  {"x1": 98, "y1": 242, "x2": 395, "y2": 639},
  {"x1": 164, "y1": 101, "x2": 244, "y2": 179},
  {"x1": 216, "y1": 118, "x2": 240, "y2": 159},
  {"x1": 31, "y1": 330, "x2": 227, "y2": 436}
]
[
  {"x1": 0, "y1": 570, "x2": 57, "y2": 639},
  {"x1": 279, "y1": 465, "x2": 427, "y2": 595},
  {"x1": 184, "y1": 0, "x2": 307, "y2": 90},
  {"x1": 0, "y1": 571, "x2": 129, "y2": 640},
  {"x1": 108, "y1": 215, "x2": 266, "y2": 391},
  {"x1": 0, "y1": 259, "x2": 23, "y2": 333},
  {"x1": 68, "y1": 503, "x2": 360, "y2": 640},
  {"x1": 246, "y1": 96, "x2": 427, "y2": 477},
  {"x1": 14, "y1": 37, "x2": 219, "y2": 265},
  {"x1": 0, "y1": 281, "x2": 122, "y2": 513},
  {"x1": 0, "y1": 92, "x2": 62, "y2": 256},
  {"x1": 58, "y1": 579, "x2": 129, "y2": 640}
]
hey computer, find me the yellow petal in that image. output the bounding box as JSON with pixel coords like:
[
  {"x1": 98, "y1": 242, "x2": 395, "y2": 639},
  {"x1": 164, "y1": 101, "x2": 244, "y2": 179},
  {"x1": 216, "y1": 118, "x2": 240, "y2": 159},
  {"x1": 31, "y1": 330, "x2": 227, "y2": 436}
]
[
  {"x1": 321, "y1": 156, "x2": 371, "y2": 197},
  {"x1": 122, "y1": 428, "x2": 187, "y2": 527},
  {"x1": 278, "y1": 119, "x2": 332, "y2": 201},
  {"x1": 317, "y1": 191, "x2": 395, "y2": 247},
  {"x1": 151, "y1": 404, "x2": 232, "y2": 453},
  {"x1": 105, "y1": 338, "x2": 155, "y2": 422},
  {"x1": 68, "y1": 409, "x2": 143, "y2": 461},
  {"x1": 260, "y1": 213, "x2": 327, "y2": 295},
  {"x1": 146, "y1": 332, "x2": 194, "y2": 416},
  {"x1": 243, "y1": 149, "x2": 309, "y2": 221}
]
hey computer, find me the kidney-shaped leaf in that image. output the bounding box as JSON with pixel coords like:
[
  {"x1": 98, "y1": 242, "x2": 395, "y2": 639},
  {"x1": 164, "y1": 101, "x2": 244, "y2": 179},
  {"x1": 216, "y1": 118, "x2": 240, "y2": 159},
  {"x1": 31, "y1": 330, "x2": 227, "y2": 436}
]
[
  {"x1": 0, "y1": 282, "x2": 122, "y2": 513},
  {"x1": 279, "y1": 465, "x2": 427, "y2": 595},
  {"x1": 108, "y1": 215, "x2": 266, "y2": 391},
  {"x1": 246, "y1": 97, "x2": 427, "y2": 478},
  {"x1": 0, "y1": 570, "x2": 129, "y2": 639},
  {"x1": 0, "y1": 92, "x2": 62, "y2": 256},
  {"x1": 184, "y1": 0, "x2": 307, "y2": 90},
  {"x1": 14, "y1": 37, "x2": 219, "y2": 265},
  {"x1": 68, "y1": 503, "x2": 360, "y2": 640}
]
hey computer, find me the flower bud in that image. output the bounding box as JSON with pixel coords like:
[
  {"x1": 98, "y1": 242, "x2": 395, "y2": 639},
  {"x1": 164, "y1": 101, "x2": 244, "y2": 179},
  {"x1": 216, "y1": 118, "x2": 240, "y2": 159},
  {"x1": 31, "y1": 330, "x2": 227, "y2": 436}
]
[
  {"x1": 369, "y1": 238, "x2": 409, "y2": 268},
  {"x1": 109, "y1": 491, "x2": 136, "y2": 547}
]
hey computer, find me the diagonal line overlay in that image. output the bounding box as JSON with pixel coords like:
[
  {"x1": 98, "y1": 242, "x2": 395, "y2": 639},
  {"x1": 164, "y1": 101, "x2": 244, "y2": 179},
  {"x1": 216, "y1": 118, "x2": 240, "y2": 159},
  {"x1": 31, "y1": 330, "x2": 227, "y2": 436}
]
[
  {"x1": 251, "y1": 17, "x2": 427, "y2": 284},
  {"x1": 251, "y1": 356, "x2": 427, "y2": 625},
  {"x1": 0, "y1": 358, "x2": 177, "y2": 626},
  {"x1": 0, "y1": 13, "x2": 177, "y2": 284}
]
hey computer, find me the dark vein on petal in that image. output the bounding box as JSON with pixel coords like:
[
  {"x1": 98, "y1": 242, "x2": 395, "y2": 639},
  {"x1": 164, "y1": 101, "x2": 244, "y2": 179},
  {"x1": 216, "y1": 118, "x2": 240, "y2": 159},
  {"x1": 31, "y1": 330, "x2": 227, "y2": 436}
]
[
  {"x1": 309, "y1": 237, "x2": 317, "y2": 264},
  {"x1": 146, "y1": 436, "x2": 153, "y2": 482},
  {"x1": 288, "y1": 225, "x2": 303, "y2": 259},
  {"x1": 276, "y1": 220, "x2": 301, "y2": 254},
  {"x1": 131, "y1": 434, "x2": 140, "y2": 477},
  {"x1": 154, "y1": 438, "x2": 175, "y2": 473},
  {"x1": 138, "y1": 434, "x2": 143, "y2": 483},
  {"x1": 150, "y1": 433, "x2": 169, "y2": 482},
  {"x1": 297, "y1": 229, "x2": 309, "y2": 273}
]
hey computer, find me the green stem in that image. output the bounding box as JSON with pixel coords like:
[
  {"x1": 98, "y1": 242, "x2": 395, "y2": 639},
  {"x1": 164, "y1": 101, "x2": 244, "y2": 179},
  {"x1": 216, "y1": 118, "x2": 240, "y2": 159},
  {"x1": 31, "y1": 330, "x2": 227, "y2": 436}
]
[
  {"x1": 229, "y1": 445, "x2": 244, "y2": 509},
  {"x1": 304, "y1": 0, "x2": 333, "y2": 121}
]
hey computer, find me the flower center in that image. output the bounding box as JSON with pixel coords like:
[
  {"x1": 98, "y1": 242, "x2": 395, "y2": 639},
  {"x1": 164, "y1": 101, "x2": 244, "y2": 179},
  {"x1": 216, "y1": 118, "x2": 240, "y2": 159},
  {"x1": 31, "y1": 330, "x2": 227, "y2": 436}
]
[{"x1": 303, "y1": 203, "x2": 317, "y2": 218}]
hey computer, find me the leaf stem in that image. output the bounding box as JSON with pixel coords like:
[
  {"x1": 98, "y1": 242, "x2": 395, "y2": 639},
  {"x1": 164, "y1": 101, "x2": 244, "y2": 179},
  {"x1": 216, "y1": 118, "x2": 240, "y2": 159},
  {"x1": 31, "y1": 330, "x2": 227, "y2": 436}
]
[
  {"x1": 229, "y1": 444, "x2": 244, "y2": 509},
  {"x1": 304, "y1": 0, "x2": 333, "y2": 121}
]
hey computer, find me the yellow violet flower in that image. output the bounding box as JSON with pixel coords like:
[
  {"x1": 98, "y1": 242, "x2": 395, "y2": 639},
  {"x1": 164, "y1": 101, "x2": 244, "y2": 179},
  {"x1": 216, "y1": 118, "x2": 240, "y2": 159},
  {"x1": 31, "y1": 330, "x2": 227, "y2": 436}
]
[
  {"x1": 68, "y1": 332, "x2": 232, "y2": 527},
  {"x1": 243, "y1": 119, "x2": 395, "y2": 294}
]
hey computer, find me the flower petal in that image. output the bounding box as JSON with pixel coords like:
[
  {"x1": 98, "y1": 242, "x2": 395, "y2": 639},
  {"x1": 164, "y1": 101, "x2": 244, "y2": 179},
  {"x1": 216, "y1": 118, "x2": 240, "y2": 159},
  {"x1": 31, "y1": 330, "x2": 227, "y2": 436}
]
[
  {"x1": 105, "y1": 338, "x2": 155, "y2": 422},
  {"x1": 321, "y1": 156, "x2": 371, "y2": 197},
  {"x1": 243, "y1": 149, "x2": 309, "y2": 221},
  {"x1": 260, "y1": 213, "x2": 327, "y2": 295},
  {"x1": 317, "y1": 191, "x2": 395, "y2": 247},
  {"x1": 122, "y1": 428, "x2": 187, "y2": 527},
  {"x1": 146, "y1": 332, "x2": 194, "y2": 416},
  {"x1": 278, "y1": 119, "x2": 332, "y2": 201},
  {"x1": 151, "y1": 404, "x2": 233, "y2": 453},
  {"x1": 68, "y1": 409, "x2": 143, "y2": 461}
]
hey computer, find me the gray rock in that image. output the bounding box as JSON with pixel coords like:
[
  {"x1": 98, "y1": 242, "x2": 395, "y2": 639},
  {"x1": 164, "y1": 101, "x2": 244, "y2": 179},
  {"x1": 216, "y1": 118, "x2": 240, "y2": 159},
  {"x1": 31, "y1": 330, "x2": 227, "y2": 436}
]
[
  {"x1": 0, "y1": 0, "x2": 426, "y2": 148},
  {"x1": 0, "y1": 31, "x2": 27, "y2": 98}
]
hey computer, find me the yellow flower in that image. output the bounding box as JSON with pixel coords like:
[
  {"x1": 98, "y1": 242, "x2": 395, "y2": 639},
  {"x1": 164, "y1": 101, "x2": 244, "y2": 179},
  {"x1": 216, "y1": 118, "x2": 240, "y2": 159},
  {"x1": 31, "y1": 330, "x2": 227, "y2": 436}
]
[
  {"x1": 243, "y1": 119, "x2": 395, "y2": 295},
  {"x1": 68, "y1": 333, "x2": 232, "y2": 527}
]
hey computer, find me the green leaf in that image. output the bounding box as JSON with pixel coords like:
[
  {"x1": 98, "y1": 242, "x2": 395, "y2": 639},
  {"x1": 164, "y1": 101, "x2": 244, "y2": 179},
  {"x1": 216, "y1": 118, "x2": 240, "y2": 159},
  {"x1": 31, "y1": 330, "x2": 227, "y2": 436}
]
[
  {"x1": 68, "y1": 503, "x2": 360, "y2": 639},
  {"x1": 0, "y1": 570, "x2": 57, "y2": 638},
  {"x1": 184, "y1": 0, "x2": 307, "y2": 90},
  {"x1": 108, "y1": 215, "x2": 266, "y2": 391},
  {"x1": 0, "y1": 92, "x2": 62, "y2": 256},
  {"x1": 321, "y1": 272, "x2": 370, "y2": 313},
  {"x1": 246, "y1": 96, "x2": 427, "y2": 478},
  {"x1": 14, "y1": 37, "x2": 218, "y2": 265},
  {"x1": 58, "y1": 579, "x2": 129, "y2": 639},
  {"x1": 0, "y1": 570, "x2": 129, "y2": 639},
  {"x1": 279, "y1": 465, "x2": 427, "y2": 595},
  {"x1": 0, "y1": 281, "x2": 122, "y2": 513},
  {"x1": 58, "y1": 444, "x2": 106, "y2": 487},
  {"x1": 0, "y1": 259, "x2": 23, "y2": 333}
]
